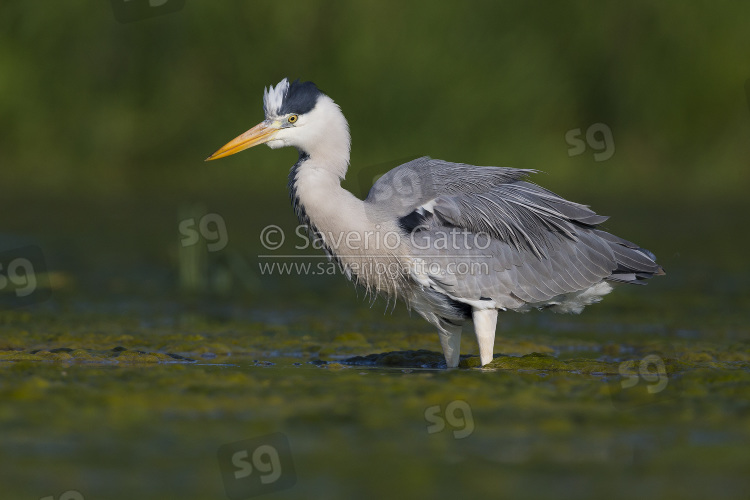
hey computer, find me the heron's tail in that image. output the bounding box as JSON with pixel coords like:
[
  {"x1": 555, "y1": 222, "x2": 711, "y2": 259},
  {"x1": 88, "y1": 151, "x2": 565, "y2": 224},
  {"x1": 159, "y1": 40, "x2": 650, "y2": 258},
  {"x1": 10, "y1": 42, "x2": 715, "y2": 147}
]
[{"x1": 592, "y1": 229, "x2": 665, "y2": 284}]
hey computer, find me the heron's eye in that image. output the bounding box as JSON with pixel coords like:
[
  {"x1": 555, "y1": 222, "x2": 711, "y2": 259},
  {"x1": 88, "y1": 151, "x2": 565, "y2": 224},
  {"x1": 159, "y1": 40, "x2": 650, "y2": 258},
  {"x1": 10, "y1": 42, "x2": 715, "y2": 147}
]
[{"x1": 288, "y1": 114, "x2": 298, "y2": 124}]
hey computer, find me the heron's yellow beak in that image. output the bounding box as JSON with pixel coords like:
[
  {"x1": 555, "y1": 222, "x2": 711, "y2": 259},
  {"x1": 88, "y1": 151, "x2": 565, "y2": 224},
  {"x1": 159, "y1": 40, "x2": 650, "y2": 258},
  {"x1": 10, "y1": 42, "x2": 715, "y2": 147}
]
[{"x1": 205, "y1": 121, "x2": 280, "y2": 161}]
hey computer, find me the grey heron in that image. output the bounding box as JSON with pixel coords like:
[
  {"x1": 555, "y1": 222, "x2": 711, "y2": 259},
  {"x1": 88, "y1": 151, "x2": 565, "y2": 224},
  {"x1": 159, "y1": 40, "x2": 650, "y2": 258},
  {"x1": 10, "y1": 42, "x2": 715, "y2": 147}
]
[{"x1": 207, "y1": 78, "x2": 664, "y2": 368}]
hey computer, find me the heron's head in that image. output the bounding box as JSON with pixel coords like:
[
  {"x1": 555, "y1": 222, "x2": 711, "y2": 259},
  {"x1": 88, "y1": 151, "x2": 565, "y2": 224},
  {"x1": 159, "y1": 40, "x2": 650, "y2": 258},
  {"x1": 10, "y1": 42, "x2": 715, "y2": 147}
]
[{"x1": 206, "y1": 78, "x2": 350, "y2": 163}]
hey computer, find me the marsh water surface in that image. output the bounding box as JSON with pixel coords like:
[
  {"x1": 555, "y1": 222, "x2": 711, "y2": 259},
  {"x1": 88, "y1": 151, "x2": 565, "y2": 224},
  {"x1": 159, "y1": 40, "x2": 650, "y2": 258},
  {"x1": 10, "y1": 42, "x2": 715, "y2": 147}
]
[{"x1": 0, "y1": 198, "x2": 748, "y2": 500}]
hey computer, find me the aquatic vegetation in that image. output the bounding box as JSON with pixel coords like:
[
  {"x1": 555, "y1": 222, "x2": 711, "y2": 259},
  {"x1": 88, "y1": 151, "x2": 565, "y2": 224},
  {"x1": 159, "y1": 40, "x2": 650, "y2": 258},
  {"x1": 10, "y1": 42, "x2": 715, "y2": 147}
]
[{"x1": 0, "y1": 249, "x2": 748, "y2": 500}]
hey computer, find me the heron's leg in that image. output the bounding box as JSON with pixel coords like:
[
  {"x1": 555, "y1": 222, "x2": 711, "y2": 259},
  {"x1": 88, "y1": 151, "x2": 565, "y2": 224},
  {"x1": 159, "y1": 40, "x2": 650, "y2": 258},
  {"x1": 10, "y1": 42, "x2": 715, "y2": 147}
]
[
  {"x1": 472, "y1": 308, "x2": 498, "y2": 366},
  {"x1": 437, "y1": 323, "x2": 462, "y2": 368}
]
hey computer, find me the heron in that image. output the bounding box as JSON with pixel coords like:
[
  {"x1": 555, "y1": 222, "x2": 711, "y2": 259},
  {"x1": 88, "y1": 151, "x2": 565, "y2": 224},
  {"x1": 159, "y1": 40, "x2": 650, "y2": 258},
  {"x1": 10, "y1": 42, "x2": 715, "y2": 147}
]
[{"x1": 206, "y1": 78, "x2": 664, "y2": 368}]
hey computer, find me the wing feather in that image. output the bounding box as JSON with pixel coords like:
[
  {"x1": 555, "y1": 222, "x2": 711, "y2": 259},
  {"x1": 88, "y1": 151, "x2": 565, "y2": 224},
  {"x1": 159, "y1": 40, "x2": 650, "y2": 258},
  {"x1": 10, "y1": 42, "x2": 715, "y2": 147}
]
[{"x1": 370, "y1": 157, "x2": 663, "y2": 309}]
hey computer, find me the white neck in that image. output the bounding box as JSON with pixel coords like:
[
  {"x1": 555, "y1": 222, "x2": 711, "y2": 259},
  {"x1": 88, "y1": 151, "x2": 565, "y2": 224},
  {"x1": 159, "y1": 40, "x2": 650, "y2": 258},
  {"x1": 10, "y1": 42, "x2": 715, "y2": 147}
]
[
  {"x1": 289, "y1": 95, "x2": 351, "y2": 180},
  {"x1": 286, "y1": 99, "x2": 406, "y2": 295},
  {"x1": 287, "y1": 95, "x2": 359, "y2": 230}
]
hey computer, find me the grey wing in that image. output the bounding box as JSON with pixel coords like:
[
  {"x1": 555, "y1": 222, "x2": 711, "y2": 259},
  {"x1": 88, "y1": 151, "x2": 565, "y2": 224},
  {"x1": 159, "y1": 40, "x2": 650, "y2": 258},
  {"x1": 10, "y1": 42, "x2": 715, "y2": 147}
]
[
  {"x1": 382, "y1": 158, "x2": 664, "y2": 309},
  {"x1": 364, "y1": 156, "x2": 534, "y2": 219}
]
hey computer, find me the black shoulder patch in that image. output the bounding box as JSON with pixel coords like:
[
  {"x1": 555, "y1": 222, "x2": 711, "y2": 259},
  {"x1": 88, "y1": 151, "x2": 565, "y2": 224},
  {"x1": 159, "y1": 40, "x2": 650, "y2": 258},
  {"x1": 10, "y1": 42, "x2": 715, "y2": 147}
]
[
  {"x1": 279, "y1": 80, "x2": 322, "y2": 115},
  {"x1": 398, "y1": 210, "x2": 430, "y2": 234}
]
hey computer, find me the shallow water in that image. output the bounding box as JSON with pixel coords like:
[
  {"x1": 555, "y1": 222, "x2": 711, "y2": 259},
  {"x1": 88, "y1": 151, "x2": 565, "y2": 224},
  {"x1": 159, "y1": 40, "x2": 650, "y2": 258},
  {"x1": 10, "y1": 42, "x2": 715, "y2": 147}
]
[{"x1": 0, "y1": 198, "x2": 749, "y2": 499}]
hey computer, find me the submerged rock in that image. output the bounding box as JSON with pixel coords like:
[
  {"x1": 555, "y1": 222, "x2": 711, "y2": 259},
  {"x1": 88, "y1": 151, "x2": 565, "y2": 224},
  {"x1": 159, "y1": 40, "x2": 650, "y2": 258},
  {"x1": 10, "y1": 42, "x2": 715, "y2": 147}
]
[{"x1": 342, "y1": 349, "x2": 450, "y2": 369}]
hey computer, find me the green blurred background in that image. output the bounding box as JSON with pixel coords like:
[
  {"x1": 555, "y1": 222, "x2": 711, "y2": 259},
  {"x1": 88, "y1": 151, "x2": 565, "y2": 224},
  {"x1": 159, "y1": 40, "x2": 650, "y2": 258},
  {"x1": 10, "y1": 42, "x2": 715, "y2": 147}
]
[
  {"x1": 1, "y1": 0, "x2": 749, "y2": 297},
  {"x1": 2, "y1": 1, "x2": 749, "y2": 200}
]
